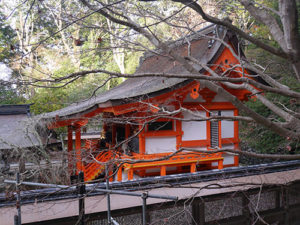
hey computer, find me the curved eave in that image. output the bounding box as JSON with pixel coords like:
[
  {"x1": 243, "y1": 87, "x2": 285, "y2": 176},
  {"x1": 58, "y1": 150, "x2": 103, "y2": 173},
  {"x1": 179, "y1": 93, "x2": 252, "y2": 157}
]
[{"x1": 47, "y1": 79, "x2": 194, "y2": 129}]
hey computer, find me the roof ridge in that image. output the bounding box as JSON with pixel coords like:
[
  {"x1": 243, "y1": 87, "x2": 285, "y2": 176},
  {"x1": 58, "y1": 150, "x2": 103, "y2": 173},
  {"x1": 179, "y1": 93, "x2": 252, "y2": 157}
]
[{"x1": 137, "y1": 23, "x2": 224, "y2": 68}]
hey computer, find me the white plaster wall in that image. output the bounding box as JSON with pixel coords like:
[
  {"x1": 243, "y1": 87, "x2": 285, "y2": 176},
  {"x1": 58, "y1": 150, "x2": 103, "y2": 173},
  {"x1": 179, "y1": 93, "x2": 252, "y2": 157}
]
[
  {"x1": 182, "y1": 111, "x2": 207, "y2": 141},
  {"x1": 223, "y1": 154, "x2": 235, "y2": 165},
  {"x1": 223, "y1": 144, "x2": 235, "y2": 165},
  {"x1": 212, "y1": 144, "x2": 235, "y2": 166},
  {"x1": 221, "y1": 110, "x2": 234, "y2": 138},
  {"x1": 145, "y1": 137, "x2": 177, "y2": 154}
]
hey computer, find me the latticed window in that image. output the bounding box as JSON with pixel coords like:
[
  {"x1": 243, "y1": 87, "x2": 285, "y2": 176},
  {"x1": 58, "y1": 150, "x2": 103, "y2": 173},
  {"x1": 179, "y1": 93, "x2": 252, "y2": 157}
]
[{"x1": 210, "y1": 111, "x2": 221, "y2": 148}]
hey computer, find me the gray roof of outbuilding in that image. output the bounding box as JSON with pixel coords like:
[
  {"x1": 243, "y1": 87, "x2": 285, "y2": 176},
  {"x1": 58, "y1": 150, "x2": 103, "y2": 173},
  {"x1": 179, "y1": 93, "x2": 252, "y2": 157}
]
[
  {"x1": 43, "y1": 24, "x2": 228, "y2": 120},
  {"x1": 0, "y1": 105, "x2": 58, "y2": 150},
  {"x1": 0, "y1": 104, "x2": 31, "y2": 115},
  {"x1": 0, "y1": 114, "x2": 42, "y2": 150}
]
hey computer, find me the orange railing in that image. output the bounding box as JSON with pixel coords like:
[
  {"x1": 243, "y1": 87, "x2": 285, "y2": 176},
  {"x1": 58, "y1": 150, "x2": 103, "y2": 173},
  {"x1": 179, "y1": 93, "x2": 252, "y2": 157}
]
[
  {"x1": 117, "y1": 152, "x2": 223, "y2": 181},
  {"x1": 82, "y1": 139, "x2": 117, "y2": 181},
  {"x1": 80, "y1": 139, "x2": 223, "y2": 182},
  {"x1": 83, "y1": 150, "x2": 117, "y2": 181}
]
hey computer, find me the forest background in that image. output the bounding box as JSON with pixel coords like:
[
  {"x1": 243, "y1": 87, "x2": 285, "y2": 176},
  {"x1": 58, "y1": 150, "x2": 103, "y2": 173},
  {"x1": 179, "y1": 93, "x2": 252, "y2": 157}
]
[{"x1": 0, "y1": 0, "x2": 299, "y2": 159}]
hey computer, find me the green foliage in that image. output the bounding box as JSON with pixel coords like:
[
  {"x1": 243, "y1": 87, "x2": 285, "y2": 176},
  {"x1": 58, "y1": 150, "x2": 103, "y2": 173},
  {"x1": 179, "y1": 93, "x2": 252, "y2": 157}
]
[
  {"x1": 29, "y1": 87, "x2": 68, "y2": 115},
  {"x1": 125, "y1": 51, "x2": 141, "y2": 74},
  {"x1": 297, "y1": 1, "x2": 300, "y2": 35},
  {"x1": 241, "y1": 75, "x2": 300, "y2": 153},
  {"x1": 240, "y1": 97, "x2": 285, "y2": 154},
  {"x1": 0, "y1": 0, "x2": 164, "y2": 114},
  {"x1": 0, "y1": 86, "x2": 25, "y2": 104},
  {"x1": 0, "y1": 12, "x2": 24, "y2": 105},
  {"x1": 0, "y1": 13, "x2": 15, "y2": 62}
]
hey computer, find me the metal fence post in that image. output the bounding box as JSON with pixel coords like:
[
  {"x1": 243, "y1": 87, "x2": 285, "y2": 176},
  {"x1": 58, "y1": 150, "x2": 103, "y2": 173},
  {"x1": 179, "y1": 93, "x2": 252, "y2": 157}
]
[
  {"x1": 78, "y1": 172, "x2": 85, "y2": 225},
  {"x1": 14, "y1": 215, "x2": 18, "y2": 225},
  {"x1": 142, "y1": 192, "x2": 148, "y2": 225},
  {"x1": 16, "y1": 172, "x2": 21, "y2": 225},
  {"x1": 106, "y1": 165, "x2": 112, "y2": 225},
  {"x1": 283, "y1": 187, "x2": 290, "y2": 225},
  {"x1": 192, "y1": 199, "x2": 205, "y2": 225}
]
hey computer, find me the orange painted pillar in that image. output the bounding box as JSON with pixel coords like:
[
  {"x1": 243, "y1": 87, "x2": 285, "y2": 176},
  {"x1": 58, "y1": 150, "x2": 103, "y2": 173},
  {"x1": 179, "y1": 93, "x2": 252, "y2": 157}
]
[
  {"x1": 128, "y1": 168, "x2": 134, "y2": 180},
  {"x1": 190, "y1": 163, "x2": 196, "y2": 173},
  {"x1": 67, "y1": 126, "x2": 73, "y2": 175},
  {"x1": 234, "y1": 143, "x2": 240, "y2": 166},
  {"x1": 206, "y1": 111, "x2": 211, "y2": 149},
  {"x1": 117, "y1": 165, "x2": 123, "y2": 182},
  {"x1": 109, "y1": 169, "x2": 113, "y2": 182},
  {"x1": 75, "y1": 126, "x2": 82, "y2": 174},
  {"x1": 218, "y1": 120, "x2": 222, "y2": 149},
  {"x1": 160, "y1": 166, "x2": 166, "y2": 176},
  {"x1": 176, "y1": 119, "x2": 182, "y2": 150},
  {"x1": 218, "y1": 119, "x2": 223, "y2": 172},
  {"x1": 218, "y1": 159, "x2": 223, "y2": 170}
]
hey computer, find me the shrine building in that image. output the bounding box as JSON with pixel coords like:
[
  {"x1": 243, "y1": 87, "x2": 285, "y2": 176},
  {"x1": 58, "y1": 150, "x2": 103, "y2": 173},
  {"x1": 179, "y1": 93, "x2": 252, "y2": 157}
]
[{"x1": 43, "y1": 24, "x2": 262, "y2": 182}]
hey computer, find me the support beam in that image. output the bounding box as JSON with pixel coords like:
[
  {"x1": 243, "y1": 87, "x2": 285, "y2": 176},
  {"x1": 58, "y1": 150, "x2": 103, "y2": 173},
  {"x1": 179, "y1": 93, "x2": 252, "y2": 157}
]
[
  {"x1": 234, "y1": 109, "x2": 239, "y2": 166},
  {"x1": 176, "y1": 119, "x2": 182, "y2": 150},
  {"x1": 117, "y1": 166, "x2": 123, "y2": 182},
  {"x1": 109, "y1": 168, "x2": 113, "y2": 182},
  {"x1": 234, "y1": 143, "x2": 239, "y2": 166},
  {"x1": 78, "y1": 172, "x2": 85, "y2": 225},
  {"x1": 218, "y1": 159, "x2": 223, "y2": 170},
  {"x1": 275, "y1": 189, "x2": 281, "y2": 209},
  {"x1": 283, "y1": 187, "x2": 290, "y2": 225},
  {"x1": 160, "y1": 166, "x2": 166, "y2": 176},
  {"x1": 128, "y1": 168, "x2": 134, "y2": 180},
  {"x1": 218, "y1": 120, "x2": 222, "y2": 149},
  {"x1": 75, "y1": 126, "x2": 82, "y2": 174},
  {"x1": 190, "y1": 163, "x2": 196, "y2": 173},
  {"x1": 192, "y1": 200, "x2": 205, "y2": 225},
  {"x1": 67, "y1": 126, "x2": 74, "y2": 175},
  {"x1": 242, "y1": 194, "x2": 251, "y2": 225}
]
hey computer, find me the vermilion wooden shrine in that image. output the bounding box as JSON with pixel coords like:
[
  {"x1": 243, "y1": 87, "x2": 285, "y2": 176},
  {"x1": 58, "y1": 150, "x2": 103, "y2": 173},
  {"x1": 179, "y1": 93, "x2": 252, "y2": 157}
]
[{"x1": 45, "y1": 25, "x2": 259, "y2": 182}]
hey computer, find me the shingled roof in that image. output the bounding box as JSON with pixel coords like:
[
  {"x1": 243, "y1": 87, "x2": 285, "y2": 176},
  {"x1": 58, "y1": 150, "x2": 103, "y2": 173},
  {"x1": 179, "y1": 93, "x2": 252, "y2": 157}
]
[
  {"x1": 0, "y1": 105, "x2": 41, "y2": 150},
  {"x1": 0, "y1": 104, "x2": 31, "y2": 116},
  {"x1": 43, "y1": 24, "x2": 234, "y2": 120}
]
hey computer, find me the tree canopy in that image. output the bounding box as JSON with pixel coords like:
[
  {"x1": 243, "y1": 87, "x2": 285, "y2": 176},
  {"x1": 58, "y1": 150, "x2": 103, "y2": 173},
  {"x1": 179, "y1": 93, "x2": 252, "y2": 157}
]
[{"x1": 0, "y1": 0, "x2": 299, "y2": 154}]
